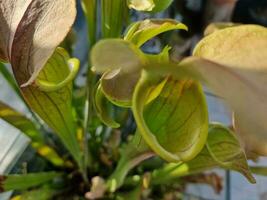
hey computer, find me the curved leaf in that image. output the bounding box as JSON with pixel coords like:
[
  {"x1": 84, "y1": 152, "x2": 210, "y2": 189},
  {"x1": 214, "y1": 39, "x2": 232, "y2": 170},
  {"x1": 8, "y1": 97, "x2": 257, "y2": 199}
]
[
  {"x1": 132, "y1": 70, "x2": 208, "y2": 162},
  {"x1": 20, "y1": 48, "x2": 82, "y2": 167},
  {"x1": 124, "y1": 19, "x2": 187, "y2": 47},
  {"x1": 207, "y1": 124, "x2": 255, "y2": 183},
  {"x1": 35, "y1": 57, "x2": 80, "y2": 92},
  {"x1": 0, "y1": 101, "x2": 64, "y2": 167}
]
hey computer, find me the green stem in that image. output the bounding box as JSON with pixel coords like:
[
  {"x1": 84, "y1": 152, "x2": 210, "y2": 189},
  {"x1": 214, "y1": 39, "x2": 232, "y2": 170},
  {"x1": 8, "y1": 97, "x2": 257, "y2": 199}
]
[
  {"x1": 80, "y1": 69, "x2": 96, "y2": 184},
  {"x1": 81, "y1": 0, "x2": 99, "y2": 183},
  {"x1": 101, "y1": 0, "x2": 129, "y2": 38},
  {"x1": 106, "y1": 131, "x2": 154, "y2": 192},
  {"x1": 81, "y1": 0, "x2": 97, "y2": 47}
]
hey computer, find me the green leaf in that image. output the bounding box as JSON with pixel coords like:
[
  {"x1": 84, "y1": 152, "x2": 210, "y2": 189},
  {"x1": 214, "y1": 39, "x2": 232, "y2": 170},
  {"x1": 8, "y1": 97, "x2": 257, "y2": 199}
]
[
  {"x1": 206, "y1": 124, "x2": 255, "y2": 183},
  {"x1": 0, "y1": 172, "x2": 61, "y2": 192},
  {"x1": 11, "y1": 188, "x2": 55, "y2": 200},
  {"x1": 132, "y1": 70, "x2": 208, "y2": 162},
  {"x1": 94, "y1": 84, "x2": 120, "y2": 128},
  {"x1": 0, "y1": 101, "x2": 64, "y2": 167},
  {"x1": 250, "y1": 166, "x2": 267, "y2": 176},
  {"x1": 19, "y1": 48, "x2": 82, "y2": 168},
  {"x1": 124, "y1": 19, "x2": 187, "y2": 47}
]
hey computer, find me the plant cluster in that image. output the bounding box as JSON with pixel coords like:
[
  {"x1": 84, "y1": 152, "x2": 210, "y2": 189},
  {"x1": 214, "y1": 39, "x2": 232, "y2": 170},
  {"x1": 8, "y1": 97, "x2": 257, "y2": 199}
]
[{"x1": 0, "y1": 0, "x2": 267, "y2": 199}]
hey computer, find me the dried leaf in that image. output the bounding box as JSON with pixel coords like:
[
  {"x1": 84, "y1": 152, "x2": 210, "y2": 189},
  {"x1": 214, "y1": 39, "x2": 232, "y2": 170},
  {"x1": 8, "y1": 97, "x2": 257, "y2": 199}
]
[
  {"x1": 0, "y1": 0, "x2": 76, "y2": 86},
  {"x1": 0, "y1": 0, "x2": 32, "y2": 61},
  {"x1": 11, "y1": 0, "x2": 76, "y2": 86},
  {"x1": 191, "y1": 25, "x2": 267, "y2": 155}
]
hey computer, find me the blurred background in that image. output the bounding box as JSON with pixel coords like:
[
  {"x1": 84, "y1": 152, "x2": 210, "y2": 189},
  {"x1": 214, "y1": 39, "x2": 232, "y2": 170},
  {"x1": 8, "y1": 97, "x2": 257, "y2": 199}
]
[{"x1": 1, "y1": 0, "x2": 267, "y2": 199}]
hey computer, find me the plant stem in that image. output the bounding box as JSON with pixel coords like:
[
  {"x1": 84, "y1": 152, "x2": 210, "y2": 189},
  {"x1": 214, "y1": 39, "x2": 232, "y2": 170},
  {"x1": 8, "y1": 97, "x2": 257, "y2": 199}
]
[
  {"x1": 81, "y1": 0, "x2": 100, "y2": 184},
  {"x1": 81, "y1": 68, "x2": 96, "y2": 183},
  {"x1": 81, "y1": 0, "x2": 97, "y2": 46},
  {"x1": 106, "y1": 131, "x2": 154, "y2": 192}
]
